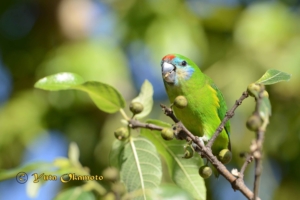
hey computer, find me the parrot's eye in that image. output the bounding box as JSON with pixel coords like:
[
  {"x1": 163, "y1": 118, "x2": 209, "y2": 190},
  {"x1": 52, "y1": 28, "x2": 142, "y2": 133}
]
[{"x1": 181, "y1": 60, "x2": 187, "y2": 66}]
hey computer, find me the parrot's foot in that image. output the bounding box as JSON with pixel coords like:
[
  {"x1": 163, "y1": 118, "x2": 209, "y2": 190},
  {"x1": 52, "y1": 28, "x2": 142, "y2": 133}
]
[
  {"x1": 202, "y1": 135, "x2": 209, "y2": 143},
  {"x1": 195, "y1": 136, "x2": 209, "y2": 145},
  {"x1": 192, "y1": 136, "x2": 205, "y2": 155},
  {"x1": 192, "y1": 136, "x2": 205, "y2": 151},
  {"x1": 195, "y1": 136, "x2": 205, "y2": 146},
  {"x1": 193, "y1": 136, "x2": 210, "y2": 157}
]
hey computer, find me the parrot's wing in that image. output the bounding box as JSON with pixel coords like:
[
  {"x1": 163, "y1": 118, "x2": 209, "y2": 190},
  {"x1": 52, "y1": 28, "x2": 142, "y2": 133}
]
[{"x1": 210, "y1": 82, "x2": 231, "y2": 151}]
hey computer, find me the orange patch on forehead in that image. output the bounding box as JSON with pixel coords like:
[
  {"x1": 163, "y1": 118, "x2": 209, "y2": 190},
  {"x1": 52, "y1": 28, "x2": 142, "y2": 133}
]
[{"x1": 162, "y1": 54, "x2": 175, "y2": 61}]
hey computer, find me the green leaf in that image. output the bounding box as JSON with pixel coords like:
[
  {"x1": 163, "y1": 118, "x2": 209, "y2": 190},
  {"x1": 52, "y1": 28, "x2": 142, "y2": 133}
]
[
  {"x1": 54, "y1": 187, "x2": 95, "y2": 200},
  {"x1": 151, "y1": 184, "x2": 194, "y2": 200},
  {"x1": 127, "y1": 184, "x2": 194, "y2": 200},
  {"x1": 73, "y1": 81, "x2": 125, "y2": 113},
  {"x1": 141, "y1": 119, "x2": 206, "y2": 200},
  {"x1": 68, "y1": 142, "x2": 80, "y2": 166},
  {"x1": 34, "y1": 72, "x2": 85, "y2": 90},
  {"x1": 259, "y1": 96, "x2": 272, "y2": 119},
  {"x1": 53, "y1": 157, "x2": 71, "y2": 169},
  {"x1": 131, "y1": 80, "x2": 153, "y2": 119},
  {"x1": 109, "y1": 140, "x2": 125, "y2": 169},
  {"x1": 34, "y1": 73, "x2": 125, "y2": 113},
  {"x1": 146, "y1": 119, "x2": 172, "y2": 128},
  {"x1": 256, "y1": 69, "x2": 291, "y2": 85},
  {"x1": 120, "y1": 136, "x2": 162, "y2": 199},
  {"x1": 0, "y1": 162, "x2": 52, "y2": 181}
]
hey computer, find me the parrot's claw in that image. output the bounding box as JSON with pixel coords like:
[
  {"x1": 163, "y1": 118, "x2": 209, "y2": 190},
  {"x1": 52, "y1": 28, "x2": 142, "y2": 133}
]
[
  {"x1": 193, "y1": 138, "x2": 205, "y2": 157},
  {"x1": 195, "y1": 136, "x2": 208, "y2": 145},
  {"x1": 202, "y1": 135, "x2": 209, "y2": 142},
  {"x1": 193, "y1": 136, "x2": 205, "y2": 148}
]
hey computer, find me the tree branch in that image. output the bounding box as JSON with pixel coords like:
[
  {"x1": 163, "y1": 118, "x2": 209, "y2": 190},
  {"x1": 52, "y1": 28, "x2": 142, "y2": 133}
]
[
  {"x1": 129, "y1": 117, "x2": 254, "y2": 199},
  {"x1": 160, "y1": 104, "x2": 179, "y2": 123},
  {"x1": 239, "y1": 155, "x2": 254, "y2": 179},
  {"x1": 173, "y1": 121, "x2": 255, "y2": 199},
  {"x1": 129, "y1": 119, "x2": 163, "y2": 131}
]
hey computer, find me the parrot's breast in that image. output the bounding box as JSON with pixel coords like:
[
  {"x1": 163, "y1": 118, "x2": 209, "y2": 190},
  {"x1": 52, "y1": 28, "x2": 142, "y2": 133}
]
[{"x1": 166, "y1": 79, "x2": 207, "y2": 136}]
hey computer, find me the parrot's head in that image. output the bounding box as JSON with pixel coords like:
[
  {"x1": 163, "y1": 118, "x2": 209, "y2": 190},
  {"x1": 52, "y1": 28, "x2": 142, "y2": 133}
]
[{"x1": 161, "y1": 54, "x2": 198, "y2": 85}]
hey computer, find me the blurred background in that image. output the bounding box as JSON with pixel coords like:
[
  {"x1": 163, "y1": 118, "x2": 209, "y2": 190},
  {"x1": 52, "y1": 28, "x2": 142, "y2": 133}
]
[{"x1": 0, "y1": 0, "x2": 300, "y2": 199}]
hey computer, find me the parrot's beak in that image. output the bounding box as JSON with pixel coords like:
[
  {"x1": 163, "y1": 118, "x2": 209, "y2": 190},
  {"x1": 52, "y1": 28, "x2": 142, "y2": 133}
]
[{"x1": 161, "y1": 62, "x2": 176, "y2": 84}]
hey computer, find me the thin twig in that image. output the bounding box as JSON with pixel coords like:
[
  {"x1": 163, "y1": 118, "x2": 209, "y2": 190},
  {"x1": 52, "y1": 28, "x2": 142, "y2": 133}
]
[
  {"x1": 252, "y1": 86, "x2": 268, "y2": 200},
  {"x1": 239, "y1": 155, "x2": 254, "y2": 179},
  {"x1": 253, "y1": 128, "x2": 265, "y2": 200},
  {"x1": 206, "y1": 91, "x2": 249, "y2": 149},
  {"x1": 129, "y1": 119, "x2": 163, "y2": 131},
  {"x1": 160, "y1": 104, "x2": 180, "y2": 123},
  {"x1": 120, "y1": 108, "x2": 130, "y2": 121}
]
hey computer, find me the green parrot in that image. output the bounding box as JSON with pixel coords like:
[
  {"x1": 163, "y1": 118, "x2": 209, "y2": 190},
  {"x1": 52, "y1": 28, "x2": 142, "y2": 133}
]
[{"x1": 161, "y1": 54, "x2": 231, "y2": 163}]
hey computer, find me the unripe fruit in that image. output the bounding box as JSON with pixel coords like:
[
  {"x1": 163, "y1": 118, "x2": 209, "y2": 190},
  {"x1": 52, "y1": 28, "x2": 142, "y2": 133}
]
[
  {"x1": 183, "y1": 145, "x2": 194, "y2": 159},
  {"x1": 199, "y1": 166, "x2": 212, "y2": 179},
  {"x1": 261, "y1": 90, "x2": 269, "y2": 98},
  {"x1": 253, "y1": 151, "x2": 261, "y2": 159},
  {"x1": 111, "y1": 182, "x2": 126, "y2": 195},
  {"x1": 218, "y1": 149, "x2": 232, "y2": 164},
  {"x1": 102, "y1": 192, "x2": 115, "y2": 200},
  {"x1": 246, "y1": 115, "x2": 262, "y2": 131},
  {"x1": 114, "y1": 127, "x2": 129, "y2": 141},
  {"x1": 174, "y1": 95, "x2": 188, "y2": 109},
  {"x1": 247, "y1": 83, "x2": 261, "y2": 97},
  {"x1": 102, "y1": 167, "x2": 119, "y2": 182},
  {"x1": 161, "y1": 128, "x2": 174, "y2": 140},
  {"x1": 129, "y1": 102, "x2": 144, "y2": 115}
]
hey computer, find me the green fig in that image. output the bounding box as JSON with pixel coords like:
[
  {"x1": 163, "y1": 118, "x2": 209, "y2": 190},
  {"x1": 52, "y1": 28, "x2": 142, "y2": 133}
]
[
  {"x1": 114, "y1": 127, "x2": 129, "y2": 141},
  {"x1": 129, "y1": 102, "x2": 144, "y2": 115},
  {"x1": 183, "y1": 145, "x2": 194, "y2": 159},
  {"x1": 102, "y1": 167, "x2": 119, "y2": 182},
  {"x1": 218, "y1": 149, "x2": 232, "y2": 164},
  {"x1": 161, "y1": 128, "x2": 174, "y2": 140},
  {"x1": 174, "y1": 95, "x2": 188, "y2": 109},
  {"x1": 246, "y1": 115, "x2": 262, "y2": 131},
  {"x1": 199, "y1": 166, "x2": 212, "y2": 179},
  {"x1": 247, "y1": 83, "x2": 261, "y2": 98}
]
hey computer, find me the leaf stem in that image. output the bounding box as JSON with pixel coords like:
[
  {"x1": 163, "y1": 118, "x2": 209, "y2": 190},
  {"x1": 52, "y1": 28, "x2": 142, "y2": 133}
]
[
  {"x1": 129, "y1": 137, "x2": 147, "y2": 199},
  {"x1": 120, "y1": 108, "x2": 130, "y2": 121}
]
